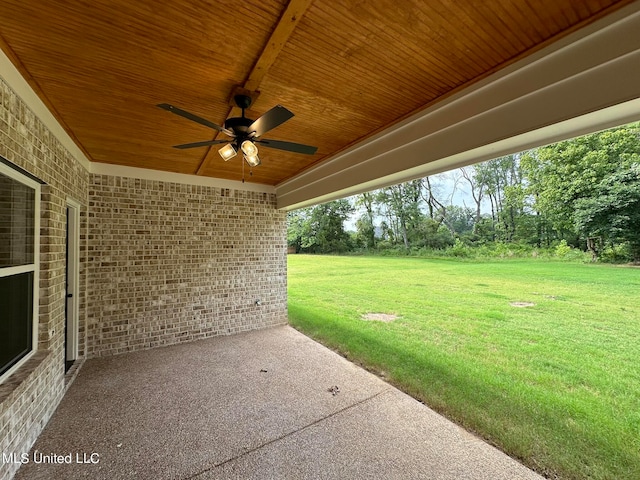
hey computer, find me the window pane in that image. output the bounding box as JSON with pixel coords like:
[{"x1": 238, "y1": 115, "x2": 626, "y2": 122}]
[
  {"x1": 0, "y1": 272, "x2": 34, "y2": 376},
  {"x1": 0, "y1": 173, "x2": 35, "y2": 268}
]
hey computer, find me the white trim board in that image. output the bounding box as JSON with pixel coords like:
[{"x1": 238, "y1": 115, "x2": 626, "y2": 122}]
[{"x1": 281, "y1": 97, "x2": 640, "y2": 209}]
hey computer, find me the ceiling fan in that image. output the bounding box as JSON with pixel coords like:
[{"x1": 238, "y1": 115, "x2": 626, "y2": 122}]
[{"x1": 158, "y1": 94, "x2": 317, "y2": 168}]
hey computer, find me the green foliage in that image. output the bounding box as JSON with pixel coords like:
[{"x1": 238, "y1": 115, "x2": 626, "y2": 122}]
[
  {"x1": 412, "y1": 218, "x2": 455, "y2": 249},
  {"x1": 444, "y1": 238, "x2": 472, "y2": 257},
  {"x1": 442, "y1": 205, "x2": 475, "y2": 236},
  {"x1": 466, "y1": 216, "x2": 495, "y2": 244},
  {"x1": 375, "y1": 181, "x2": 424, "y2": 248},
  {"x1": 286, "y1": 208, "x2": 311, "y2": 252},
  {"x1": 355, "y1": 216, "x2": 376, "y2": 249},
  {"x1": 288, "y1": 123, "x2": 640, "y2": 263},
  {"x1": 599, "y1": 243, "x2": 633, "y2": 263},
  {"x1": 287, "y1": 200, "x2": 354, "y2": 253},
  {"x1": 573, "y1": 163, "x2": 640, "y2": 262},
  {"x1": 554, "y1": 239, "x2": 572, "y2": 257},
  {"x1": 354, "y1": 191, "x2": 377, "y2": 249},
  {"x1": 523, "y1": 123, "x2": 640, "y2": 256},
  {"x1": 474, "y1": 155, "x2": 529, "y2": 242}
]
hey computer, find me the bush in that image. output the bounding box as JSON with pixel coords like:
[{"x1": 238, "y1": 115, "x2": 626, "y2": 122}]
[
  {"x1": 343, "y1": 239, "x2": 592, "y2": 261},
  {"x1": 554, "y1": 240, "x2": 572, "y2": 258},
  {"x1": 444, "y1": 239, "x2": 472, "y2": 257},
  {"x1": 553, "y1": 240, "x2": 590, "y2": 262},
  {"x1": 599, "y1": 243, "x2": 632, "y2": 263}
]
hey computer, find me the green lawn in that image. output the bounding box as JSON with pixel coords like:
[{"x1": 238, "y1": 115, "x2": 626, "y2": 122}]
[{"x1": 287, "y1": 255, "x2": 640, "y2": 480}]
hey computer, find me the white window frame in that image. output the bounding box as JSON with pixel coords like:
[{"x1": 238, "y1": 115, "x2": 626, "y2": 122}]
[{"x1": 0, "y1": 161, "x2": 40, "y2": 385}]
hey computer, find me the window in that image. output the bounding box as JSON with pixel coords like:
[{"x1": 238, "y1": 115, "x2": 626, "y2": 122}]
[{"x1": 0, "y1": 161, "x2": 40, "y2": 383}]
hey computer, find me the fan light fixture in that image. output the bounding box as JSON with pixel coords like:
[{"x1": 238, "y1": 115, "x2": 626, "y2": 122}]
[
  {"x1": 218, "y1": 143, "x2": 237, "y2": 161},
  {"x1": 244, "y1": 154, "x2": 261, "y2": 167},
  {"x1": 159, "y1": 94, "x2": 317, "y2": 180}
]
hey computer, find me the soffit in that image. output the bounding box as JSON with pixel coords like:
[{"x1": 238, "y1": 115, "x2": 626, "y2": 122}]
[{"x1": 0, "y1": 0, "x2": 632, "y2": 186}]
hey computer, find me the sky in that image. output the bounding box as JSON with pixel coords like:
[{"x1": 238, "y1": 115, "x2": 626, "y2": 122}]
[{"x1": 345, "y1": 168, "x2": 491, "y2": 230}]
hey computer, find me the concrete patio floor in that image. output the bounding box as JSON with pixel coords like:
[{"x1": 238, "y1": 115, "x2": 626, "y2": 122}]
[{"x1": 14, "y1": 325, "x2": 543, "y2": 479}]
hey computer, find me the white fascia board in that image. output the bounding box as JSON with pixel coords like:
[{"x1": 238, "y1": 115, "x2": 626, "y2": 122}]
[
  {"x1": 91, "y1": 163, "x2": 276, "y2": 193},
  {"x1": 276, "y1": 1, "x2": 640, "y2": 210}
]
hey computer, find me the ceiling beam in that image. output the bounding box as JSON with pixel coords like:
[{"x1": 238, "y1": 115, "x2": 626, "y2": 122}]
[{"x1": 195, "y1": 0, "x2": 314, "y2": 176}]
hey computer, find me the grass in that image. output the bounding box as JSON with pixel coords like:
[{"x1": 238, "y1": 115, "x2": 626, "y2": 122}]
[{"x1": 287, "y1": 255, "x2": 640, "y2": 480}]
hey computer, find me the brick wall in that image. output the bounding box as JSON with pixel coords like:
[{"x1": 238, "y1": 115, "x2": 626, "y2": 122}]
[
  {"x1": 0, "y1": 71, "x2": 288, "y2": 480},
  {"x1": 86, "y1": 175, "x2": 287, "y2": 357},
  {"x1": 0, "y1": 76, "x2": 89, "y2": 480}
]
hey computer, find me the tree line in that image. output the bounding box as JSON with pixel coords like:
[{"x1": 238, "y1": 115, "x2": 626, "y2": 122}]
[{"x1": 287, "y1": 123, "x2": 640, "y2": 262}]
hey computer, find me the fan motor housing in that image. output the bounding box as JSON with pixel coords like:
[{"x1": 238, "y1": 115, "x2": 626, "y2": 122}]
[{"x1": 225, "y1": 116, "x2": 253, "y2": 136}]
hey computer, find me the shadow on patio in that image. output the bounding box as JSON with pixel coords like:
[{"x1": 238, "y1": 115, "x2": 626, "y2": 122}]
[{"x1": 14, "y1": 326, "x2": 542, "y2": 479}]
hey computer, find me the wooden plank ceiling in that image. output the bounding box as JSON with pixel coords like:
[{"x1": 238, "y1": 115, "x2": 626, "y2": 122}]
[{"x1": 0, "y1": 0, "x2": 631, "y2": 185}]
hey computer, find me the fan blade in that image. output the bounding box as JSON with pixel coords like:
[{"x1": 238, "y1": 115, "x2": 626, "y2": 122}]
[
  {"x1": 248, "y1": 105, "x2": 294, "y2": 137},
  {"x1": 173, "y1": 139, "x2": 230, "y2": 150},
  {"x1": 157, "y1": 103, "x2": 233, "y2": 136},
  {"x1": 256, "y1": 139, "x2": 318, "y2": 155}
]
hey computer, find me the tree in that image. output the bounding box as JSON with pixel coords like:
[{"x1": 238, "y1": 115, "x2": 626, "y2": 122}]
[
  {"x1": 442, "y1": 205, "x2": 475, "y2": 237},
  {"x1": 288, "y1": 123, "x2": 640, "y2": 258},
  {"x1": 287, "y1": 208, "x2": 312, "y2": 253},
  {"x1": 287, "y1": 200, "x2": 354, "y2": 253},
  {"x1": 460, "y1": 155, "x2": 531, "y2": 243},
  {"x1": 304, "y1": 199, "x2": 354, "y2": 253},
  {"x1": 523, "y1": 123, "x2": 640, "y2": 251},
  {"x1": 473, "y1": 155, "x2": 528, "y2": 242},
  {"x1": 460, "y1": 166, "x2": 485, "y2": 226},
  {"x1": 375, "y1": 181, "x2": 423, "y2": 248},
  {"x1": 574, "y1": 163, "x2": 640, "y2": 261},
  {"x1": 354, "y1": 191, "x2": 376, "y2": 249}
]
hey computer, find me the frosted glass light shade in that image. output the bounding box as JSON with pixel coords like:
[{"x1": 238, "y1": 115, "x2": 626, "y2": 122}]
[
  {"x1": 218, "y1": 143, "x2": 237, "y2": 161},
  {"x1": 241, "y1": 140, "x2": 258, "y2": 157},
  {"x1": 244, "y1": 154, "x2": 261, "y2": 167}
]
